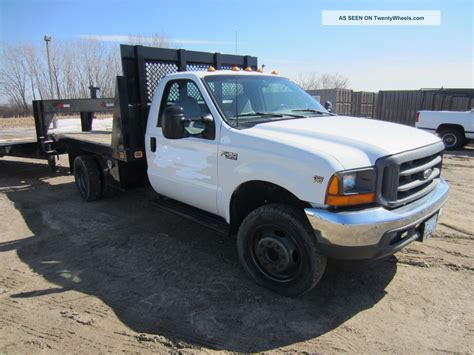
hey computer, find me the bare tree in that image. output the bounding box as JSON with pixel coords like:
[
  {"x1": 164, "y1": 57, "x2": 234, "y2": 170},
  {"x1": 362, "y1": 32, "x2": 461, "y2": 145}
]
[
  {"x1": 0, "y1": 46, "x2": 30, "y2": 114},
  {"x1": 127, "y1": 33, "x2": 170, "y2": 48},
  {"x1": 0, "y1": 34, "x2": 168, "y2": 116},
  {"x1": 297, "y1": 72, "x2": 350, "y2": 90}
]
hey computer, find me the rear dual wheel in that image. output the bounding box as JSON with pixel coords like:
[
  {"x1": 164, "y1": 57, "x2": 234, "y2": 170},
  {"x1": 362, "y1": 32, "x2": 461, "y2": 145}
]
[{"x1": 237, "y1": 204, "x2": 327, "y2": 297}]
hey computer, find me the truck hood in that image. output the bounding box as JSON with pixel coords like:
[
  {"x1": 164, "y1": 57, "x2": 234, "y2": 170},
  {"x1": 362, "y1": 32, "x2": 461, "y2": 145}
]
[{"x1": 243, "y1": 116, "x2": 441, "y2": 169}]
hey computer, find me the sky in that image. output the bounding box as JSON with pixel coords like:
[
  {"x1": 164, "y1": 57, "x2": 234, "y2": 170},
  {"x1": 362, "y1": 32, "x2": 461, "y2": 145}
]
[{"x1": 0, "y1": 0, "x2": 473, "y2": 91}]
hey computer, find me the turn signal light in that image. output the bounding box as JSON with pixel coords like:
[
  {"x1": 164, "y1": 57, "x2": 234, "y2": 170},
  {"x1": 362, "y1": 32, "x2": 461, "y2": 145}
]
[{"x1": 326, "y1": 193, "x2": 375, "y2": 207}]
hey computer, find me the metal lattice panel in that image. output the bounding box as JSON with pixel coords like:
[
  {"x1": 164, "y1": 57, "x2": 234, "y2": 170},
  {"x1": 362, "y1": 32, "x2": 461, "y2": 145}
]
[
  {"x1": 164, "y1": 82, "x2": 203, "y2": 104},
  {"x1": 186, "y1": 64, "x2": 209, "y2": 72},
  {"x1": 145, "y1": 62, "x2": 178, "y2": 101},
  {"x1": 168, "y1": 83, "x2": 179, "y2": 102},
  {"x1": 187, "y1": 82, "x2": 202, "y2": 100},
  {"x1": 222, "y1": 82, "x2": 244, "y2": 98}
]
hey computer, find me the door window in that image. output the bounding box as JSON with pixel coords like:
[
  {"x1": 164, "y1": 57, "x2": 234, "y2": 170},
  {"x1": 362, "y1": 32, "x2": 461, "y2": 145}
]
[{"x1": 158, "y1": 79, "x2": 212, "y2": 138}]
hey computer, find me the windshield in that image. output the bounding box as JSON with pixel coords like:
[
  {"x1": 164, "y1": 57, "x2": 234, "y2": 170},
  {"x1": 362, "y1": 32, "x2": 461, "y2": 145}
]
[{"x1": 203, "y1": 75, "x2": 330, "y2": 126}]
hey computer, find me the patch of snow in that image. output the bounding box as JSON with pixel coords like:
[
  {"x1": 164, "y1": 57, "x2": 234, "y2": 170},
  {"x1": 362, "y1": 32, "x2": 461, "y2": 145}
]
[{"x1": 49, "y1": 117, "x2": 113, "y2": 133}]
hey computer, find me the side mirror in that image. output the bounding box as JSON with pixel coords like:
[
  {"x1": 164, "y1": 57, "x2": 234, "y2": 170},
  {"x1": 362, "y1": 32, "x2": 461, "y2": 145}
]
[
  {"x1": 324, "y1": 101, "x2": 333, "y2": 113},
  {"x1": 162, "y1": 106, "x2": 187, "y2": 139}
]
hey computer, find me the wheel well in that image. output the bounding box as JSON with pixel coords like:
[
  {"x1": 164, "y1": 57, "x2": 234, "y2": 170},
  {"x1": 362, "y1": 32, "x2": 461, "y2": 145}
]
[
  {"x1": 229, "y1": 180, "x2": 310, "y2": 234},
  {"x1": 437, "y1": 124, "x2": 465, "y2": 135}
]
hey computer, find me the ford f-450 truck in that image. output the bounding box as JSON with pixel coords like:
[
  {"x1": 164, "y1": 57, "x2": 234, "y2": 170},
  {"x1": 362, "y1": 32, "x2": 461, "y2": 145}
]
[{"x1": 30, "y1": 45, "x2": 449, "y2": 296}]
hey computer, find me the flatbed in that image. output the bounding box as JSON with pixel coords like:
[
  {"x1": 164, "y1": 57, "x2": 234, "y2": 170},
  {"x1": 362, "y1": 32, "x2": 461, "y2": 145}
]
[
  {"x1": 53, "y1": 131, "x2": 112, "y2": 147},
  {"x1": 0, "y1": 128, "x2": 39, "y2": 157}
]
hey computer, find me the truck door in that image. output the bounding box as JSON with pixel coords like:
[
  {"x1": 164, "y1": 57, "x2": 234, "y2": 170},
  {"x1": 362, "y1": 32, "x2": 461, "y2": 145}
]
[{"x1": 146, "y1": 78, "x2": 220, "y2": 214}]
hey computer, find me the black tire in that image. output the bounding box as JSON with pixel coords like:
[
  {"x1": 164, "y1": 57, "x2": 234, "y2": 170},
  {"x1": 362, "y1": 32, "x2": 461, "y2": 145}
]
[
  {"x1": 439, "y1": 128, "x2": 463, "y2": 150},
  {"x1": 237, "y1": 203, "x2": 327, "y2": 297},
  {"x1": 73, "y1": 155, "x2": 103, "y2": 201}
]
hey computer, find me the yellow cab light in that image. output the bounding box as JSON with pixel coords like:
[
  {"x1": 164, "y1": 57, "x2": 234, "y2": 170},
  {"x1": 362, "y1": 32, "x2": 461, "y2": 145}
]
[
  {"x1": 244, "y1": 67, "x2": 253, "y2": 72},
  {"x1": 271, "y1": 70, "x2": 278, "y2": 75},
  {"x1": 231, "y1": 66, "x2": 240, "y2": 71},
  {"x1": 207, "y1": 66, "x2": 216, "y2": 72}
]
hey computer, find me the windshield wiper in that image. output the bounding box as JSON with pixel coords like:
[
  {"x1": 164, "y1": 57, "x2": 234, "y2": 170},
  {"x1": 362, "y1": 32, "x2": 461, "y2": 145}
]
[
  {"x1": 291, "y1": 108, "x2": 330, "y2": 115},
  {"x1": 234, "y1": 111, "x2": 305, "y2": 118}
]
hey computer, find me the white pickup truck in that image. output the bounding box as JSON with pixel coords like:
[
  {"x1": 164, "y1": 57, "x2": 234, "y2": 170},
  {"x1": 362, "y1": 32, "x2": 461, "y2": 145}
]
[
  {"x1": 41, "y1": 46, "x2": 449, "y2": 296},
  {"x1": 416, "y1": 110, "x2": 474, "y2": 149}
]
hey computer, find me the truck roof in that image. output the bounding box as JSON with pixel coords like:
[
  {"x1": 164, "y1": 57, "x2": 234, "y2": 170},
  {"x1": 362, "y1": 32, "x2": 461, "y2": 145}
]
[{"x1": 165, "y1": 70, "x2": 281, "y2": 79}]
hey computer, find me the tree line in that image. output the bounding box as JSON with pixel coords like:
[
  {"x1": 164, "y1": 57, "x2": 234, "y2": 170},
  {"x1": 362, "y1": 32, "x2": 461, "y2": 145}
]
[
  {"x1": 0, "y1": 35, "x2": 348, "y2": 117},
  {"x1": 0, "y1": 39, "x2": 121, "y2": 117}
]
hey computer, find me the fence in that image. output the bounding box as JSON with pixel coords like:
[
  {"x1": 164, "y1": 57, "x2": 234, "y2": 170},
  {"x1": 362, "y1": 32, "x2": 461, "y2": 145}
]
[
  {"x1": 375, "y1": 89, "x2": 474, "y2": 126},
  {"x1": 307, "y1": 89, "x2": 352, "y2": 115},
  {"x1": 308, "y1": 88, "x2": 474, "y2": 126}
]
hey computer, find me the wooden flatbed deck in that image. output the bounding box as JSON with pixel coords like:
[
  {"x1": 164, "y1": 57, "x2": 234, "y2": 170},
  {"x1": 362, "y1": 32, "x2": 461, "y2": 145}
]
[
  {"x1": 53, "y1": 131, "x2": 112, "y2": 147},
  {"x1": 52, "y1": 131, "x2": 113, "y2": 156},
  {"x1": 0, "y1": 128, "x2": 37, "y2": 147}
]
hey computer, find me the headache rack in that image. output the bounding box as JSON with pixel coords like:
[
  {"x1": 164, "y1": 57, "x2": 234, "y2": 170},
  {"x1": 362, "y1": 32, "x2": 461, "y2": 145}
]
[{"x1": 376, "y1": 142, "x2": 445, "y2": 208}]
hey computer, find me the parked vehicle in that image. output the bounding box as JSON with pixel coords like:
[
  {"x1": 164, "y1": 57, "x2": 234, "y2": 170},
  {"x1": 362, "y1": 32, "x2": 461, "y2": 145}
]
[
  {"x1": 18, "y1": 45, "x2": 449, "y2": 296},
  {"x1": 416, "y1": 110, "x2": 474, "y2": 149}
]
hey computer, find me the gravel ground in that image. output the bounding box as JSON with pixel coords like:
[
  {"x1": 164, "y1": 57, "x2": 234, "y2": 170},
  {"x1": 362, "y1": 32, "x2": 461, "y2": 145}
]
[{"x1": 0, "y1": 147, "x2": 473, "y2": 353}]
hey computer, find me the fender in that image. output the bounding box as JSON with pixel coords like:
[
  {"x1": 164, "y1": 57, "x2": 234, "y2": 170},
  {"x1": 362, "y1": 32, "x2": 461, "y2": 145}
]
[{"x1": 217, "y1": 125, "x2": 344, "y2": 222}]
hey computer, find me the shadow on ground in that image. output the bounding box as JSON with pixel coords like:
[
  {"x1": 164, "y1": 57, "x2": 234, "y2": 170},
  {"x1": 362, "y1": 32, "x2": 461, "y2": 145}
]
[{"x1": 0, "y1": 158, "x2": 397, "y2": 352}]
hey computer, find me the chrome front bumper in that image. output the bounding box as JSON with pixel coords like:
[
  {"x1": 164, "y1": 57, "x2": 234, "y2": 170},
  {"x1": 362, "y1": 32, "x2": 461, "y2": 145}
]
[{"x1": 304, "y1": 178, "x2": 449, "y2": 260}]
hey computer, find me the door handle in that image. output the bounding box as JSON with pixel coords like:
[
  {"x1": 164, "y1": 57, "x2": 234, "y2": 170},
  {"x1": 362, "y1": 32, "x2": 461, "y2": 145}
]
[{"x1": 150, "y1": 137, "x2": 156, "y2": 152}]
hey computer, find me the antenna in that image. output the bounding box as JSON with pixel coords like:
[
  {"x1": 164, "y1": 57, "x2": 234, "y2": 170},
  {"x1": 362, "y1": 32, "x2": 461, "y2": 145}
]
[{"x1": 235, "y1": 30, "x2": 238, "y2": 54}]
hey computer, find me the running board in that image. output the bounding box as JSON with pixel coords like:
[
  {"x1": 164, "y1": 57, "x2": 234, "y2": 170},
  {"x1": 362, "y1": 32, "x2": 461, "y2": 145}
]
[{"x1": 151, "y1": 196, "x2": 230, "y2": 235}]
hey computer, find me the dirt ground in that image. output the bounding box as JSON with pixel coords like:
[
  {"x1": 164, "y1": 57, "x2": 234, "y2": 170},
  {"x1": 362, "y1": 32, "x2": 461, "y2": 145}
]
[{"x1": 0, "y1": 148, "x2": 473, "y2": 354}]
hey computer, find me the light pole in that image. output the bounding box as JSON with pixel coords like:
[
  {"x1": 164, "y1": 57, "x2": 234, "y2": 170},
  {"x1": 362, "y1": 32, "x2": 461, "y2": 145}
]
[{"x1": 44, "y1": 35, "x2": 54, "y2": 99}]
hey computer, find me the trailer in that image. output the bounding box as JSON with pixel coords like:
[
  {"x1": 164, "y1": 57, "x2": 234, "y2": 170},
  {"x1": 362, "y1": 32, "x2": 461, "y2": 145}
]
[{"x1": 1, "y1": 93, "x2": 114, "y2": 170}]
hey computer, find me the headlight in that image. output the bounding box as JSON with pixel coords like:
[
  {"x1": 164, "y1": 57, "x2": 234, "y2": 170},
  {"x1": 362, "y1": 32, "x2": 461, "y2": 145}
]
[{"x1": 326, "y1": 168, "x2": 376, "y2": 207}]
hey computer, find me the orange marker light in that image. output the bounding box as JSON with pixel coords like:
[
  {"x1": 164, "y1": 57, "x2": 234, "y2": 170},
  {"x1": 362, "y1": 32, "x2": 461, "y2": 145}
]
[
  {"x1": 231, "y1": 66, "x2": 240, "y2": 71},
  {"x1": 327, "y1": 175, "x2": 340, "y2": 195},
  {"x1": 326, "y1": 193, "x2": 375, "y2": 207},
  {"x1": 244, "y1": 67, "x2": 253, "y2": 72},
  {"x1": 256, "y1": 68, "x2": 264, "y2": 73},
  {"x1": 207, "y1": 66, "x2": 216, "y2": 72},
  {"x1": 271, "y1": 70, "x2": 278, "y2": 75}
]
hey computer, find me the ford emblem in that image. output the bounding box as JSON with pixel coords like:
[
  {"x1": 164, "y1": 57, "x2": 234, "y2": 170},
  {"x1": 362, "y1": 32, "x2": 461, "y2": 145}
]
[{"x1": 423, "y1": 168, "x2": 433, "y2": 180}]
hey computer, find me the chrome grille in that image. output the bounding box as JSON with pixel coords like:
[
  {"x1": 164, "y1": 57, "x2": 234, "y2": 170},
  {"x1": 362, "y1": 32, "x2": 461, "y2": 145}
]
[{"x1": 376, "y1": 143, "x2": 445, "y2": 208}]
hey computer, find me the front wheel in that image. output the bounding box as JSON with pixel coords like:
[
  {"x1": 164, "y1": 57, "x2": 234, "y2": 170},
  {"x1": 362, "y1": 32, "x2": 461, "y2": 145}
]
[{"x1": 237, "y1": 204, "x2": 327, "y2": 297}]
